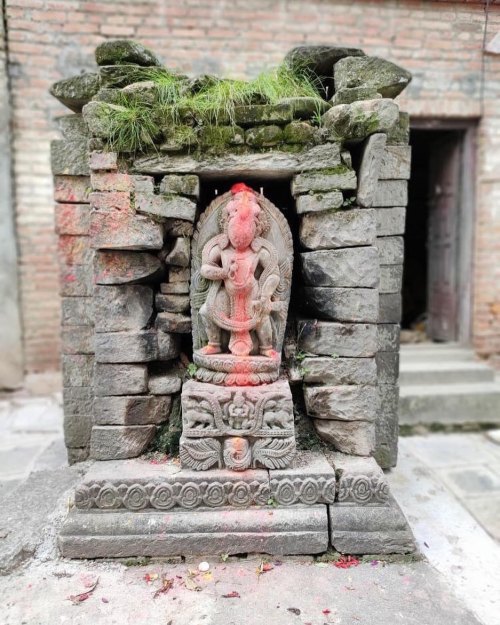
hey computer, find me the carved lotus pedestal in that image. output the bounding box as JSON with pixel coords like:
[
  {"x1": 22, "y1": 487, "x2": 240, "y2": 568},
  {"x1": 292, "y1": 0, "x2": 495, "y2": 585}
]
[{"x1": 180, "y1": 379, "x2": 296, "y2": 471}]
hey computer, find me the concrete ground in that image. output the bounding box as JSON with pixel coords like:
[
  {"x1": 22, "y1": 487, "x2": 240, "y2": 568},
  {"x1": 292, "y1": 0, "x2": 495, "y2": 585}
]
[{"x1": 0, "y1": 390, "x2": 499, "y2": 625}]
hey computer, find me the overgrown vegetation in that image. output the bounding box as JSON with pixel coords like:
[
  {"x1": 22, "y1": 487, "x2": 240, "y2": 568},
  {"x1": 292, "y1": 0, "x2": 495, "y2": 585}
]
[{"x1": 100, "y1": 63, "x2": 325, "y2": 153}]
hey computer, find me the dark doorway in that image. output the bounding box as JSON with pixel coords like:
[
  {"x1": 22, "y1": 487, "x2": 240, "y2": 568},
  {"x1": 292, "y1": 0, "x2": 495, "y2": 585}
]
[{"x1": 403, "y1": 122, "x2": 476, "y2": 344}]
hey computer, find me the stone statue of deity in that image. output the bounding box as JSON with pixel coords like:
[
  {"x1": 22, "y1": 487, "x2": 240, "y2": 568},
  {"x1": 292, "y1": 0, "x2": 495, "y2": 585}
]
[{"x1": 191, "y1": 183, "x2": 293, "y2": 386}]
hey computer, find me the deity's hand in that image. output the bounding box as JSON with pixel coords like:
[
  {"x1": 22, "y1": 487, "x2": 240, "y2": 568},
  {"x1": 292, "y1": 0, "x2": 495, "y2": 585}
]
[{"x1": 228, "y1": 259, "x2": 238, "y2": 280}]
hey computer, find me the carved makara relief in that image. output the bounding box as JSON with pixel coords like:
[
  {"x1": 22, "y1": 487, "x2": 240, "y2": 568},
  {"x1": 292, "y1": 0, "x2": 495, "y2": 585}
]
[{"x1": 190, "y1": 183, "x2": 293, "y2": 386}]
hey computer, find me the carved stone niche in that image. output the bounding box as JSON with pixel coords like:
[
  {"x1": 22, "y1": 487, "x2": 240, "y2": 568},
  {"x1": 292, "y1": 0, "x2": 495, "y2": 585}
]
[
  {"x1": 180, "y1": 379, "x2": 295, "y2": 471},
  {"x1": 190, "y1": 183, "x2": 293, "y2": 386}
]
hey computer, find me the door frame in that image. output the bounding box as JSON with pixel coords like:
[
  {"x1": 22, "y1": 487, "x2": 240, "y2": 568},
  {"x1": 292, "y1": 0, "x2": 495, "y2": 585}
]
[{"x1": 410, "y1": 118, "x2": 478, "y2": 345}]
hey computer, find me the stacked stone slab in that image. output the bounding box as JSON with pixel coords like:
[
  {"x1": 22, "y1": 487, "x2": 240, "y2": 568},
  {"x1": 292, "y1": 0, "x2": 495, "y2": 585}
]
[
  {"x1": 50, "y1": 40, "x2": 415, "y2": 556},
  {"x1": 53, "y1": 115, "x2": 94, "y2": 463}
]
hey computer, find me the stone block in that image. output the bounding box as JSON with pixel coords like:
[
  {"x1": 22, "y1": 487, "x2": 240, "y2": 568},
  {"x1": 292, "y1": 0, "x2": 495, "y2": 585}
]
[
  {"x1": 64, "y1": 412, "x2": 92, "y2": 448},
  {"x1": 313, "y1": 419, "x2": 375, "y2": 456},
  {"x1": 56, "y1": 113, "x2": 88, "y2": 141},
  {"x1": 94, "y1": 285, "x2": 153, "y2": 332},
  {"x1": 304, "y1": 287, "x2": 379, "y2": 323},
  {"x1": 386, "y1": 112, "x2": 410, "y2": 145},
  {"x1": 295, "y1": 190, "x2": 343, "y2": 214},
  {"x1": 159, "y1": 174, "x2": 200, "y2": 198},
  {"x1": 270, "y1": 451, "x2": 336, "y2": 505},
  {"x1": 57, "y1": 235, "x2": 92, "y2": 269},
  {"x1": 160, "y1": 281, "x2": 189, "y2": 294},
  {"x1": 63, "y1": 386, "x2": 93, "y2": 416},
  {"x1": 379, "y1": 146, "x2": 411, "y2": 180},
  {"x1": 380, "y1": 264, "x2": 403, "y2": 294},
  {"x1": 292, "y1": 167, "x2": 357, "y2": 195},
  {"x1": 299, "y1": 209, "x2": 376, "y2": 250},
  {"x1": 377, "y1": 324, "x2": 400, "y2": 352},
  {"x1": 334, "y1": 56, "x2": 412, "y2": 99},
  {"x1": 285, "y1": 44, "x2": 364, "y2": 78},
  {"x1": 90, "y1": 172, "x2": 134, "y2": 192},
  {"x1": 245, "y1": 125, "x2": 283, "y2": 147},
  {"x1": 89, "y1": 191, "x2": 131, "y2": 211},
  {"x1": 93, "y1": 395, "x2": 171, "y2": 425},
  {"x1": 60, "y1": 264, "x2": 93, "y2": 297},
  {"x1": 297, "y1": 320, "x2": 377, "y2": 357},
  {"x1": 155, "y1": 293, "x2": 190, "y2": 313},
  {"x1": 330, "y1": 86, "x2": 380, "y2": 105},
  {"x1": 94, "y1": 251, "x2": 162, "y2": 285},
  {"x1": 135, "y1": 193, "x2": 197, "y2": 222},
  {"x1": 62, "y1": 355, "x2": 93, "y2": 388},
  {"x1": 90, "y1": 425, "x2": 156, "y2": 460},
  {"x1": 376, "y1": 207, "x2": 406, "y2": 236},
  {"x1": 164, "y1": 237, "x2": 190, "y2": 267},
  {"x1": 59, "y1": 505, "x2": 329, "y2": 558},
  {"x1": 90, "y1": 210, "x2": 164, "y2": 251},
  {"x1": 93, "y1": 363, "x2": 148, "y2": 396},
  {"x1": 95, "y1": 330, "x2": 158, "y2": 363},
  {"x1": 50, "y1": 72, "x2": 101, "y2": 112},
  {"x1": 283, "y1": 121, "x2": 317, "y2": 145},
  {"x1": 379, "y1": 293, "x2": 402, "y2": 323},
  {"x1": 304, "y1": 385, "x2": 378, "y2": 422},
  {"x1": 54, "y1": 176, "x2": 91, "y2": 203},
  {"x1": 61, "y1": 326, "x2": 94, "y2": 355},
  {"x1": 376, "y1": 352, "x2": 400, "y2": 384},
  {"x1": 375, "y1": 383, "x2": 399, "y2": 469},
  {"x1": 234, "y1": 103, "x2": 294, "y2": 125},
  {"x1": 89, "y1": 151, "x2": 118, "y2": 171},
  {"x1": 156, "y1": 312, "x2": 191, "y2": 334},
  {"x1": 332, "y1": 452, "x2": 389, "y2": 503},
  {"x1": 149, "y1": 368, "x2": 182, "y2": 395},
  {"x1": 301, "y1": 247, "x2": 378, "y2": 288},
  {"x1": 373, "y1": 180, "x2": 408, "y2": 207},
  {"x1": 329, "y1": 496, "x2": 415, "y2": 554},
  {"x1": 132, "y1": 175, "x2": 155, "y2": 193},
  {"x1": 61, "y1": 297, "x2": 94, "y2": 326},
  {"x1": 95, "y1": 40, "x2": 161, "y2": 67},
  {"x1": 169, "y1": 267, "x2": 190, "y2": 282},
  {"x1": 157, "y1": 330, "x2": 181, "y2": 361},
  {"x1": 55, "y1": 203, "x2": 91, "y2": 235},
  {"x1": 375, "y1": 236, "x2": 404, "y2": 265},
  {"x1": 301, "y1": 357, "x2": 377, "y2": 386},
  {"x1": 356, "y1": 133, "x2": 387, "y2": 208},
  {"x1": 278, "y1": 96, "x2": 330, "y2": 119},
  {"x1": 322, "y1": 99, "x2": 399, "y2": 142},
  {"x1": 67, "y1": 447, "x2": 90, "y2": 464}
]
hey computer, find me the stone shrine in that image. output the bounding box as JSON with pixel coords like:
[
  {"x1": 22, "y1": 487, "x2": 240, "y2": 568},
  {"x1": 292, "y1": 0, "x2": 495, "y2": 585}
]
[{"x1": 51, "y1": 39, "x2": 415, "y2": 557}]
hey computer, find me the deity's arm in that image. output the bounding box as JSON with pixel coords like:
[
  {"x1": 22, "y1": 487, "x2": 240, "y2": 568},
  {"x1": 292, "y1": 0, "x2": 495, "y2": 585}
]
[
  {"x1": 258, "y1": 247, "x2": 280, "y2": 298},
  {"x1": 200, "y1": 236, "x2": 227, "y2": 281}
]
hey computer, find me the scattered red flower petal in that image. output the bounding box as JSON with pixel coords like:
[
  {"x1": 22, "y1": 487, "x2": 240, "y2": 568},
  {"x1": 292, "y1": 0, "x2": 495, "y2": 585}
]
[
  {"x1": 322, "y1": 608, "x2": 331, "y2": 614},
  {"x1": 222, "y1": 591, "x2": 241, "y2": 598},
  {"x1": 334, "y1": 555, "x2": 360, "y2": 569}
]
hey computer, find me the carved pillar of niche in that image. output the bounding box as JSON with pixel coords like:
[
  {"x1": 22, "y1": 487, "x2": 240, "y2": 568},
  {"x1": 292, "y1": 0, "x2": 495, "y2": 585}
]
[{"x1": 180, "y1": 183, "x2": 296, "y2": 471}]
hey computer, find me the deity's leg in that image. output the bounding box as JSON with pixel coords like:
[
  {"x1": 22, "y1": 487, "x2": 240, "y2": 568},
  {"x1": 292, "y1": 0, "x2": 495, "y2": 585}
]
[
  {"x1": 256, "y1": 316, "x2": 274, "y2": 358},
  {"x1": 199, "y1": 302, "x2": 222, "y2": 354}
]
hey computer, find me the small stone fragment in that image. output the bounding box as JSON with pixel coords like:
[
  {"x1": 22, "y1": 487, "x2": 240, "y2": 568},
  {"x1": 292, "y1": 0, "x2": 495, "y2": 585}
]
[
  {"x1": 95, "y1": 39, "x2": 161, "y2": 67},
  {"x1": 159, "y1": 174, "x2": 200, "y2": 198},
  {"x1": 169, "y1": 267, "x2": 190, "y2": 282}
]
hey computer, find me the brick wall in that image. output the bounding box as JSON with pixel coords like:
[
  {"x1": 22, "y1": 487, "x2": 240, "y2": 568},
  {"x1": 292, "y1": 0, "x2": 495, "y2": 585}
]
[{"x1": 3, "y1": 0, "x2": 500, "y2": 372}]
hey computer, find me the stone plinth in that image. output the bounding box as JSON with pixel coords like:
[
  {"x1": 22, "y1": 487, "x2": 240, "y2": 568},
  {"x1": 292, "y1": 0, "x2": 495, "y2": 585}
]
[{"x1": 180, "y1": 379, "x2": 296, "y2": 471}]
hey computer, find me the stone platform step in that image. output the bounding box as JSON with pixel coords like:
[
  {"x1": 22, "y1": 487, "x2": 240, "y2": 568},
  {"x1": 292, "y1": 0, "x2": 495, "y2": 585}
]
[
  {"x1": 399, "y1": 382, "x2": 500, "y2": 426},
  {"x1": 399, "y1": 360, "x2": 495, "y2": 385},
  {"x1": 400, "y1": 343, "x2": 476, "y2": 363}
]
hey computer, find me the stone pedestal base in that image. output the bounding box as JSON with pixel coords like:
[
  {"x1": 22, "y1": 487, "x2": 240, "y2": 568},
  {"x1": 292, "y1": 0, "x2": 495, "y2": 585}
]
[
  {"x1": 58, "y1": 452, "x2": 416, "y2": 558},
  {"x1": 180, "y1": 378, "x2": 296, "y2": 471}
]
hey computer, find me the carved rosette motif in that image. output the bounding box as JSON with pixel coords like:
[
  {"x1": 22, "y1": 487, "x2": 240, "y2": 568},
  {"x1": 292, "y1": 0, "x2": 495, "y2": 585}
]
[
  {"x1": 337, "y1": 475, "x2": 389, "y2": 504},
  {"x1": 270, "y1": 476, "x2": 337, "y2": 506},
  {"x1": 75, "y1": 479, "x2": 271, "y2": 511}
]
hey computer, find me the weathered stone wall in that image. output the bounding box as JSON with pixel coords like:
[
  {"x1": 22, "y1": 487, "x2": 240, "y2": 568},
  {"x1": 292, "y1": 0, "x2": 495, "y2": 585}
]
[{"x1": 5, "y1": 0, "x2": 500, "y2": 373}]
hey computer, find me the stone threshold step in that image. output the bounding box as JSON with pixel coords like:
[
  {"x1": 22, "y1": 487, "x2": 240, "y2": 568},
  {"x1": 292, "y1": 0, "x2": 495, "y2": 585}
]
[
  {"x1": 400, "y1": 346, "x2": 476, "y2": 363},
  {"x1": 400, "y1": 361, "x2": 495, "y2": 385}
]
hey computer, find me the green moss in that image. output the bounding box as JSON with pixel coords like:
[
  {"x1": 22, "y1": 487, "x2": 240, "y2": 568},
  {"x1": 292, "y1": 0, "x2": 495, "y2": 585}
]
[{"x1": 150, "y1": 396, "x2": 182, "y2": 455}]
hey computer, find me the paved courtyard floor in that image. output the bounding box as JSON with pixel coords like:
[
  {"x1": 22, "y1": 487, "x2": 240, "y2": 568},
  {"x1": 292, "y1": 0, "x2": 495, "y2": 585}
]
[{"x1": 0, "y1": 391, "x2": 499, "y2": 625}]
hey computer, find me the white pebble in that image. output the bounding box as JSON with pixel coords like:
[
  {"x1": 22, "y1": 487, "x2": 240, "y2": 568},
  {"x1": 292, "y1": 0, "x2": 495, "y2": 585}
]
[{"x1": 198, "y1": 561, "x2": 210, "y2": 572}]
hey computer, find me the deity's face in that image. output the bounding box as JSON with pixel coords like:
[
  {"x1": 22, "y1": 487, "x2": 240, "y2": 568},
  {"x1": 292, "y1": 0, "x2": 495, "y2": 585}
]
[{"x1": 226, "y1": 191, "x2": 261, "y2": 251}]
